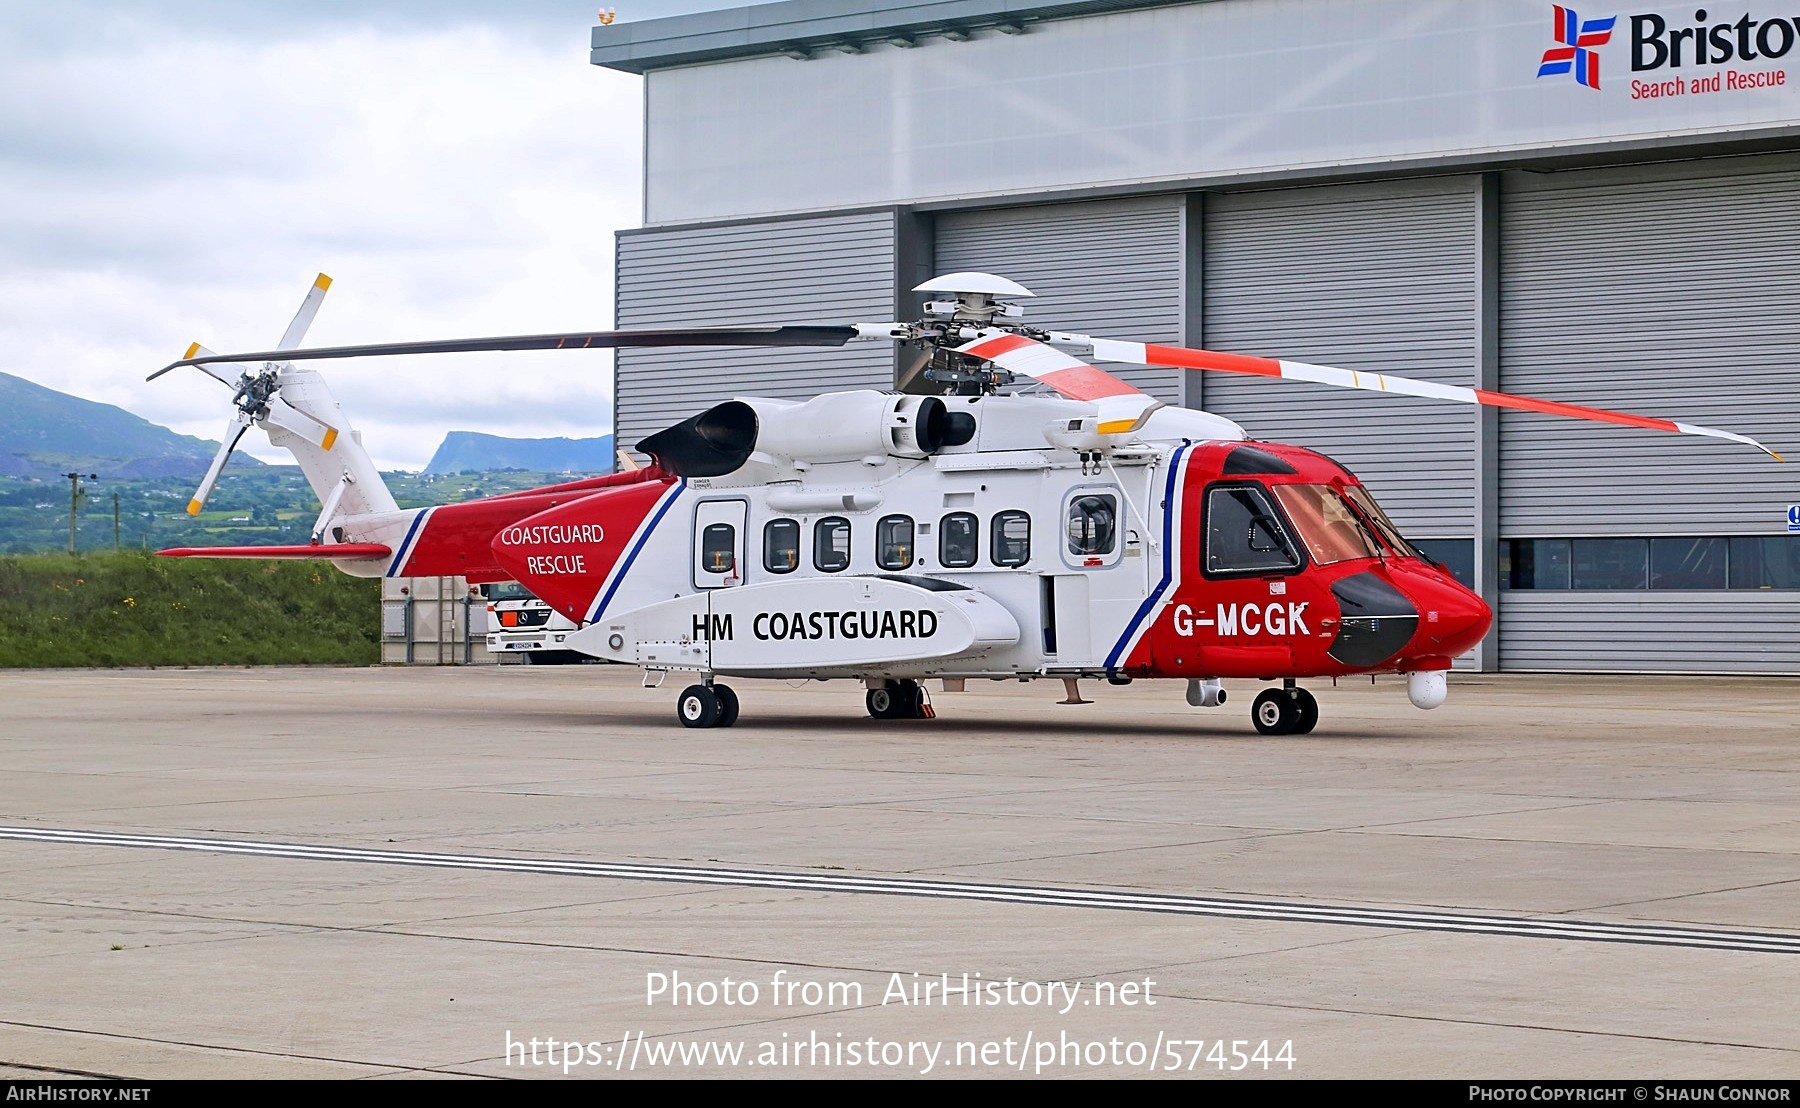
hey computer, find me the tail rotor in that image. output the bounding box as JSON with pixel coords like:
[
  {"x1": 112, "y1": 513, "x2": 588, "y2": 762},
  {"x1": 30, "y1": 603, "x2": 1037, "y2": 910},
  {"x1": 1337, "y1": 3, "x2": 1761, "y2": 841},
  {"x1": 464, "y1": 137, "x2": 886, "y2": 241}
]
[{"x1": 167, "y1": 275, "x2": 347, "y2": 516}]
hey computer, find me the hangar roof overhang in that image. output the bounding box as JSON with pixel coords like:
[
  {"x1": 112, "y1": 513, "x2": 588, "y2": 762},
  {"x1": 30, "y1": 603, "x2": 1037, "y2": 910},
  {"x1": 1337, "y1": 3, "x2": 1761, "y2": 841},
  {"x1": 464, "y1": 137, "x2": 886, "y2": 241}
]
[{"x1": 590, "y1": 0, "x2": 1202, "y2": 73}]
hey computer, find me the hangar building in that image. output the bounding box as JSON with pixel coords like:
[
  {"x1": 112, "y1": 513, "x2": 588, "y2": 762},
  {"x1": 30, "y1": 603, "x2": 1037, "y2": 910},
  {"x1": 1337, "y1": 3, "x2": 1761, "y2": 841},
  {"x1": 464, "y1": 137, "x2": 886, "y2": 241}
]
[{"x1": 591, "y1": 0, "x2": 1800, "y2": 673}]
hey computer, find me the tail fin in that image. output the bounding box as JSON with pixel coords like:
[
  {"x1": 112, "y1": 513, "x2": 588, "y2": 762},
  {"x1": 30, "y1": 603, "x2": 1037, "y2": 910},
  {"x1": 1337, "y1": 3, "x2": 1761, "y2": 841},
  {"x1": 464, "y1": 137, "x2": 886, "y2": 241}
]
[{"x1": 263, "y1": 366, "x2": 399, "y2": 540}]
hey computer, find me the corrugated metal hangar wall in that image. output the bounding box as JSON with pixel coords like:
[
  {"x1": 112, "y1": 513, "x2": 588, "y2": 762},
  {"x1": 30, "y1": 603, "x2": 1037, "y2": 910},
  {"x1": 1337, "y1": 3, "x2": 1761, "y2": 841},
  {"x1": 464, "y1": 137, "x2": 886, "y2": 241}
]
[{"x1": 615, "y1": 153, "x2": 1800, "y2": 675}]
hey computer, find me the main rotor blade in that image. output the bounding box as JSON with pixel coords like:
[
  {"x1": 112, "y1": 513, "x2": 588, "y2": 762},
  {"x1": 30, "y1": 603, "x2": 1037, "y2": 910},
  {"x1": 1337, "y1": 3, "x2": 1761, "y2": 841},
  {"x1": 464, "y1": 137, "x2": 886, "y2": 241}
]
[
  {"x1": 150, "y1": 325, "x2": 862, "y2": 379},
  {"x1": 955, "y1": 329, "x2": 1160, "y2": 434},
  {"x1": 1055, "y1": 333, "x2": 1784, "y2": 461},
  {"x1": 188, "y1": 412, "x2": 253, "y2": 516},
  {"x1": 277, "y1": 273, "x2": 333, "y2": 351}
]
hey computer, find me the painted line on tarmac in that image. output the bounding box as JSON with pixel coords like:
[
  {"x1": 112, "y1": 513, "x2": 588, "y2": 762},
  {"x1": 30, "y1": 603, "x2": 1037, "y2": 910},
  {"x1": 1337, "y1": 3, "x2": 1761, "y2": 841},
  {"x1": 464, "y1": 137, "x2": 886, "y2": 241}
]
[{"x1": 4, "y1": 825, "x2": 1797, "y2": 956}]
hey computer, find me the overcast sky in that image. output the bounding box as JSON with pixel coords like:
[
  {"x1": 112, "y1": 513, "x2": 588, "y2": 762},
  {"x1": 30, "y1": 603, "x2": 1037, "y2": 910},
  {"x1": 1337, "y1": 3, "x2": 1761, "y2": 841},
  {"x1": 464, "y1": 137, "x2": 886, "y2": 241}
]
[{"x1": 1, "y1": 1, "x2": 737, "y2": 469}]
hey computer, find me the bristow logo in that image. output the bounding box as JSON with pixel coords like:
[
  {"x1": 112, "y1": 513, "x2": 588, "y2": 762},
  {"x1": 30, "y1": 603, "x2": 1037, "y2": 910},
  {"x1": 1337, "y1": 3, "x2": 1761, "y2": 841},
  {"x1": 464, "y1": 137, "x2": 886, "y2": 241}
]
[{"x1": 1537, "y1": 5, "x2": 1619, "y2": 88}]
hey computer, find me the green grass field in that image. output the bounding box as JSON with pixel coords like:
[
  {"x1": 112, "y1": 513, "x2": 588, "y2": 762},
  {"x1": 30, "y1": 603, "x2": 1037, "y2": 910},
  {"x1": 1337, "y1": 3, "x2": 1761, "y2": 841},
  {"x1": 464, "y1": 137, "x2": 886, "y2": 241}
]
[{"x1": 0, "y1": 552, "x2": 380, "y2": 667}]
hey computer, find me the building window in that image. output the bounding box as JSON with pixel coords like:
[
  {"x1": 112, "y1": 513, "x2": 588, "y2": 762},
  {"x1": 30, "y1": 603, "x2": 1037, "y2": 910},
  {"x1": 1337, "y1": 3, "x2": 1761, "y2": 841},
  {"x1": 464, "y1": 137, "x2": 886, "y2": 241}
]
[
  {"x1": 763, "y1": 518, "x2": 799, "y2": 574},
  {"x1": 1729, "y1": 536, "x2": 1800, "y2": 589},
  {"x1": 1572, "y1": 538, "x2": 1648, "y2": 590},
  {"x1": 877, "y1": 514, "x2": 914, "y2": 571},
  {"x1": 814, "y1": 517, "x2": 851, "y2": 572},
  {"x1": 939, "y1": 512, "x2": 978, "y2": 568},
  {"x1": 700, "y1": 523, "x2": 736, "y2": 575},
  {"x1": 1204, "y1": 485, "x2": 1301, "y2": 576},
  {"x1": 1501, "y1": 536, "x2": 1799, "y2": 590},
  {"x1": 1412, "y1": 539, "x2": 1475, "y2": 589},
  {"x1": 1649, "y1": 537, "x2": 1726, "y2": 590},
  {"x1": 991, "y1": 510, "x2": 1031, "y2": 567},
  {"x1": 1501, "y1": 538, "x2": 1570, "y2": 590}
]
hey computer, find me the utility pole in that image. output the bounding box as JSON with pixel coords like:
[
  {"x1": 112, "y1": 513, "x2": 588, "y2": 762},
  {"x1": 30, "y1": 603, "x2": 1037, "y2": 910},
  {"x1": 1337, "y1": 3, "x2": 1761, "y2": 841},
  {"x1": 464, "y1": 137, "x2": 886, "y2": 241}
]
[
  {"x1": 113, "y1": 493, "x2": 121, "y2": 552},
  {"x1": 61, "y1": 472, "x2": 97, "y2": 555}
]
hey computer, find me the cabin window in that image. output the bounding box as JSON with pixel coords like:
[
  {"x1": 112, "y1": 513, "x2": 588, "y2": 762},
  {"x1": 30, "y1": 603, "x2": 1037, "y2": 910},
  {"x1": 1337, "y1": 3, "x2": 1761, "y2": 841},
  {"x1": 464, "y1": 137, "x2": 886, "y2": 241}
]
[
  {"x1": 991, "y1": 510, "x2": 1031, "y2": 567},
  {"x1": 877, "y1": 515, "x2": 914, "y2": 571},
  {"x1": 700, "y1": 523, "x2": 736, "y2": 575},
  {"x1": 814, "y1": 516, "x2": 852, "y2": 572},
  {"x1": 763, "y1": 518, "x2": 799, "y2": 574},
  {"x1": 1066, "y1": 495, "x2": 1118, "y2": 557},
  {"x1": 939, "y1": 512, "x2": 978, "y2": 568},
  {"x1": 1204, "y1": 485, "x2": 1301, "y2": 575}
]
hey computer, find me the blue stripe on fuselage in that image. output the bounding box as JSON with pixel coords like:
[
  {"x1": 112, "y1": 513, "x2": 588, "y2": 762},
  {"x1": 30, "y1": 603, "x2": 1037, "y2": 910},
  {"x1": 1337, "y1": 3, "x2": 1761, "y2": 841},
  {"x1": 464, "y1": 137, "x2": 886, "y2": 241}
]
[
  {"x1": 588, "y1": 479, "x2": 686, "y2": 623},
  {"x1": 1104, "y1": 443, "x2": 1190, "y2": 670},
  {"x1": 386, "y1": 508, "x2": 430, "y2": 577}
]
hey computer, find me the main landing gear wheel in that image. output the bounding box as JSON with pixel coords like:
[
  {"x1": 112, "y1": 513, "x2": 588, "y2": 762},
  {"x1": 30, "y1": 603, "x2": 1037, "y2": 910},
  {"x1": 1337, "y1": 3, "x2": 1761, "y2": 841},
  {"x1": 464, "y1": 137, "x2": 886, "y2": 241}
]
[
  {"x1": 713, "y1": 684, "x2": 740, "y2": 728},
  {"x1": 866, "y1": 679, "x2": 928, "y2": 720},
  {"x1": 1251, "y1": 688, "x2": 1319, "y2": 736},
  {"x1": 677, "y1": 683, "x2": 739, "y2": 729}
]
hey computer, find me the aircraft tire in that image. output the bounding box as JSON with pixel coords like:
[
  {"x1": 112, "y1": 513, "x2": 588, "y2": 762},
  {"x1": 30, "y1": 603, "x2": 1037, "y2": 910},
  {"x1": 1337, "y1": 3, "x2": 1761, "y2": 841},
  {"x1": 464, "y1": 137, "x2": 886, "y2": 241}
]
[
  {"x1": 1251, "y1": 689, "x2": 1299, "y2": 736},
  {"x1": 896, "y1": 679, "x2": 926, "y2": 719},
  {"x1": 713, "y1": 684, "x2": 740, "y2": 728},
  {"x1": 1292, "y1": 688, "x2": 1319, "y2": 734},
  {"x1": 866, "y1": 685, "x2": 900, "y2": 720},
  {"x1": 678, "y1": 684, "x2": 721, "y2": 728}
]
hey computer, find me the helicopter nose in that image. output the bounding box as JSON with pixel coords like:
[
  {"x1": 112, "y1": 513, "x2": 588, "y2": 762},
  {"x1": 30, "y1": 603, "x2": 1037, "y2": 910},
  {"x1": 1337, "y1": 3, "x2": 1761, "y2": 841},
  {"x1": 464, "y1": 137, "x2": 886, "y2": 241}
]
[{"x1": 1400, "y1": 567, "x2": 1492, "y2": 659}]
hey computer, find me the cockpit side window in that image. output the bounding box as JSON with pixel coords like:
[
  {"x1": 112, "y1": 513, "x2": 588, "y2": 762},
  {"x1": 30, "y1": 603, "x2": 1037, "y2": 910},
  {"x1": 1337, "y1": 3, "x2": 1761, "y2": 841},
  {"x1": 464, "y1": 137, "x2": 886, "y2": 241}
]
[{"x1": 1204, "y1": 484, "x2": 1302, "y2": 576}]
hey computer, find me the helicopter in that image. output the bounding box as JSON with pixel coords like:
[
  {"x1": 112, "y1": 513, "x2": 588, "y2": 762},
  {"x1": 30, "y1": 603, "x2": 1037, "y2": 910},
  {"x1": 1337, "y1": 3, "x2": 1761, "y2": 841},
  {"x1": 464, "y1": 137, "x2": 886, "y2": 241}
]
[{"x1": 151, "y1": 272, "x2": 1781, "y2": 734}]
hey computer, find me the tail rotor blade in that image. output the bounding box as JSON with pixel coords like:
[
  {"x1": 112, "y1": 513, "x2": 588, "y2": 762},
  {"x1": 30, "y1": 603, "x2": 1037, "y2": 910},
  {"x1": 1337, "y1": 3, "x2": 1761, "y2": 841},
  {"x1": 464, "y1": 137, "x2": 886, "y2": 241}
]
[
  {"x1": 277, "y1": 273, "x2": 332, "y2": 351},
  {"x1": 188, "y1": 413, "x2": 252, "y2": 516},
  {"x1": 261, "y1": 394, "x2": 338, "y2": 451},
  {"x1": 165, "y1": 343, "x2": 244, "y2": 387}
]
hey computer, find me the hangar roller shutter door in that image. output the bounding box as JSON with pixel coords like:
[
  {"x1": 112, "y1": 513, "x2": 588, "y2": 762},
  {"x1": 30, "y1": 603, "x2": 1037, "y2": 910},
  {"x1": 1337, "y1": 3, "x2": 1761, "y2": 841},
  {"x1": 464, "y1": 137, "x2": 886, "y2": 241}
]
[
  {"x1": 1499, "y1": 593, "x2": 1799, "y2": 674},
  {"x1": 934, "y1": 196, "x2": 1187, "y2": 404},
  {"x1": 1201, "y1": 178, "x2": 1479, "y2": 537},
  {"x1": 1498, "y1": 156, "x2": 1800, "y2": 534},
  {"x1": 1497, "y1": 156, "x2": 1800, "y2": 674},
  {"x1": 614, "y1": 210, "x2": 899, "y2": 455}
]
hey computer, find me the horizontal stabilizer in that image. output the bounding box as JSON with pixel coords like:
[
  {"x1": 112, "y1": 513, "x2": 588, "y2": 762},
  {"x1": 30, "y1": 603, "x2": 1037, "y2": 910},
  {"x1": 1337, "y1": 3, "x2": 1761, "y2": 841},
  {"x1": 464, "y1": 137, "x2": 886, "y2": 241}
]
[{"x1": 157, "y1": 543, "x2": 392, "y2": 561}]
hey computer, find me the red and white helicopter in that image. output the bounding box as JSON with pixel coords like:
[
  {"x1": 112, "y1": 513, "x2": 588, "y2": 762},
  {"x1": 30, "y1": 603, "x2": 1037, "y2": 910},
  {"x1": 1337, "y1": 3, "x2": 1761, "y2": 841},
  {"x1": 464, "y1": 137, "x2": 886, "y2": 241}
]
[{"x1": 153, "y1": 272, "x2": 1780, "y2": 734}]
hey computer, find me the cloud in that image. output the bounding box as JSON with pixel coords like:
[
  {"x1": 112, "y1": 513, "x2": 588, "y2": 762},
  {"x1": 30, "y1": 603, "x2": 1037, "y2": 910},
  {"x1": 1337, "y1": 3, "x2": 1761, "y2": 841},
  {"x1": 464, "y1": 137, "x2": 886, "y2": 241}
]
[{"x1": 0, "y1": 1, "x2": 737, "y2": 470}]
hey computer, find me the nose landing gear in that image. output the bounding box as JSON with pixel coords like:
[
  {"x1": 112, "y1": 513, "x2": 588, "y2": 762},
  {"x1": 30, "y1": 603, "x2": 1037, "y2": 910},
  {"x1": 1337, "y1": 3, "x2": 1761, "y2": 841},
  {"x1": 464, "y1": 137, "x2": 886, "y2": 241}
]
[{"x1": 1251, "y1": 684, "x2": 1318, "y2": 735}]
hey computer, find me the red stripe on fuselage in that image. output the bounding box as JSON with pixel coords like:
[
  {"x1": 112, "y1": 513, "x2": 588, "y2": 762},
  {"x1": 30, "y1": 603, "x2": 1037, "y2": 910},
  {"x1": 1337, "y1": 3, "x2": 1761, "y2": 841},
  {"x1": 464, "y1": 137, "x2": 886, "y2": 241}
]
[
  {"x1": 394, "y1": 491, "x2": 626, "y2": 582},
  {"x1": 489, "y1": 478, "x2": 678, "y2": 622}
]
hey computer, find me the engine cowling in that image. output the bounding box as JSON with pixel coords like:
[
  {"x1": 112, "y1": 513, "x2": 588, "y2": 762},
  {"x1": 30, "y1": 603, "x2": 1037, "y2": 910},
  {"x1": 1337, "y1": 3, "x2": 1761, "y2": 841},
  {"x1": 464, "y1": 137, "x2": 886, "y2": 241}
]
[{"x1": 636, "y1": 391, "x2": 972, "y2": 477}]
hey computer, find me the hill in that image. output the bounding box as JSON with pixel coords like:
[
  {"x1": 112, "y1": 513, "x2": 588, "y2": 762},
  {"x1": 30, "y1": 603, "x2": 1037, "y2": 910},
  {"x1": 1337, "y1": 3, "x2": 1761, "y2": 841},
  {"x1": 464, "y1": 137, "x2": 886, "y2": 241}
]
[
  {"x1": 423, "y1": 431, "x2": 614, "y2": 475},
  {"x1": 0, "y1": 372, "x2": 245, "y2": 478}
]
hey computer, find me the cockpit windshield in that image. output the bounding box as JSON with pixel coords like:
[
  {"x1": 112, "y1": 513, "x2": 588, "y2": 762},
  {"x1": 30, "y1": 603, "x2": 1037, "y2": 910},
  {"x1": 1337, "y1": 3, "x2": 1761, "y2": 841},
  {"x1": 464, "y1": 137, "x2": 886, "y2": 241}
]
[
  {"x1": 1342, "y1": 484, "x2": 1421, "y2": 559},
  {"x1": 1270, "y1": 483, "x2": 1419, "y2": 565}
]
